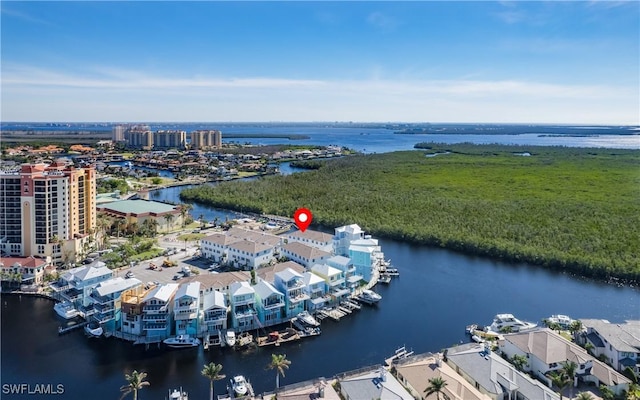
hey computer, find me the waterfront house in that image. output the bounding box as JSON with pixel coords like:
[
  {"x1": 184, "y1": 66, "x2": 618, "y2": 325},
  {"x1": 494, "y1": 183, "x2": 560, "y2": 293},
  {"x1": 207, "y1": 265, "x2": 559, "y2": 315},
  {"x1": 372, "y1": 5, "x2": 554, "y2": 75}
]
[
  {"x1": 327, "y1": 255, "x2": 361, "y2": 291},
  {"x1": 182, "y1": 271, "x2": 251, "y2": 300},
  {"x1": 143, "y1": 283, "x2": 179, "y2": 340},
  {"x1": 0, "y1": 256, "x2": 47, "y2": 288},
  {"x1": 227, "y1": 239, "x2": 276, "y2": 270},
  {"x1": 256, "y1": 261, "x2": 306, "y2": 286},
  {"x1": 336, "y1": 365, "x2": 413, "y2": 400},
  {"x1": 333, "y1": 224, "x2": 365, "y2": 256},
  {"x1": 89, "y1": 277, "x2": 142, "y2": 334},
  {"x1": 310, "y1": 264, "x2": 349, "y2": 304},
  {"x1": 200, "y1": 233, "x2": 241, "y2": 263},
  {"x1": 446, "y1": 343, "x2": 561, "y2": 400},
  {"x1": 281, "y1": 242, "x2": 331, "y2": 269},
  {"x1": 201, "y1": 290, "x2": 228, "y2": 337},
  {"x1": 287, "y1": 230, "x2": 333, "y2": 253},
  {"x1": 274, "y1": 268, "x2": 309, "y2": 318},
  {"x1": 121, "y1": 284, "x2": 157, "y2": 337},
  {"x1": 254, "y1": 280, "x2": 285, "y2": 327},
  {"x1": 302, "y1": 271, "x2": 330, "y2": 311},
  {"x1": 174, "y1": 282, "x2": 201, "y2": 336},
  {"x1": 348, "y1": 238, "x2": 383, "y2": 283},
  {"x1": 393, "y1": 352, "x2": 492, "y2": 400},
  {"x1": 578, "y1": 319, "x2": 640, "y2": 374},
  {"x1": 229, "y1": 281, "x2": 258, "y2": 332},
  {"x1": 52, "y1": 263, "x2": 113, "y2": 311},
  {"x1": 500, "y1": 328, "x2": 631, "y2": 396}
]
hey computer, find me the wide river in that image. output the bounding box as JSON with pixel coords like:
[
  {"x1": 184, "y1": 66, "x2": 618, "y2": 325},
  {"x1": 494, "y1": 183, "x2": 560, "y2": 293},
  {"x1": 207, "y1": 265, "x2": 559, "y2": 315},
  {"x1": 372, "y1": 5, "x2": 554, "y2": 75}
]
[{"x1": 2, "y1": 127, "x2": 639, "y2": 399}]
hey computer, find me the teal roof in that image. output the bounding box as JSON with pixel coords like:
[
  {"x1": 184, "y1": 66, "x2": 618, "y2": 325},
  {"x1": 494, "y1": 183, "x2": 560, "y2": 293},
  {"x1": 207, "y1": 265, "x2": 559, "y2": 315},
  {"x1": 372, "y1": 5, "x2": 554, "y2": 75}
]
[{"x1": 99, "y1": 199, "x2": 177, "y2": 215}]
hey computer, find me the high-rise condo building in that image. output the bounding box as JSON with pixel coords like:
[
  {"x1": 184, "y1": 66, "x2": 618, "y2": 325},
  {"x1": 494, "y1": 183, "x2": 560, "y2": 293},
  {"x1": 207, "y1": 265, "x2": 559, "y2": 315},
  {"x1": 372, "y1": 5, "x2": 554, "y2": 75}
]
[
  {"x1": 190, "y1": 130, "x2": 222, "y2": 150},
  {"x1": 0, "y1": 162, "x2": 96, "y2": 264},
  {"x1": 112, "y1": 125, "x2": 126, "y2": 142},
  {"x1": 153, "y1": 130, "x2": 187, "y2": 149}
]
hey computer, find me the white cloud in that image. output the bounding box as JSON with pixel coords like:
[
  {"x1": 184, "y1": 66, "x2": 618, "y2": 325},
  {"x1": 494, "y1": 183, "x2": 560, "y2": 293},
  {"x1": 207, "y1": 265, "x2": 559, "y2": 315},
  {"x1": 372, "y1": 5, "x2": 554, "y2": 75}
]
[{"x1": 2, "y1": 65, "x2": 637, "y2": 124}]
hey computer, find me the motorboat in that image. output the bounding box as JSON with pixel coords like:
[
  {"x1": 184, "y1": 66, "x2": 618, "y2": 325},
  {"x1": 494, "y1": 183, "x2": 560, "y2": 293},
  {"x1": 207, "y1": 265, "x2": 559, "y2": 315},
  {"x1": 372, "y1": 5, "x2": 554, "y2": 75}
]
[
  {"x1": 545, "y1": 314, "x2": 575, "y2": 329},
  {"x1": 488, "y1": 314, "x2": 537, "y2": 334},
  {"x1": 358, "y1": 289, "x2": 382, "y2": 304},
  {"x1": 229, "y1": 375, "x2": 254, "y2": 398},
  {"x1": 296, "y1": 311, "x2": 320, "y2": 327},
  {"x1": 84, "y1": 322, "x2": 103, "y2": 337},
  {"x1": 54, "y1": 301, "x2": 79, "y2": 319},
  {"x1": 163, "y1": 334, "x2": 200, "y2": 349},
  {"x1": 168, "y1": 388, "x2": 188, "y2": 400},
  {"x1": 225, "y1": 330, "x2": 236, "y2": 347},
  {"x1": 471, "y1": 334, "x2": 486, "y2": 343}
]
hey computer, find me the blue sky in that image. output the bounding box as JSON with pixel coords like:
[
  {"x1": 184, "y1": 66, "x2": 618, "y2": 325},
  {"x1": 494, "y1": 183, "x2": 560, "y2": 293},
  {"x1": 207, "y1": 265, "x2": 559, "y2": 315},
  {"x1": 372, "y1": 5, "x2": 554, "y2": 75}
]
[{"x1": 1, "y1": 1, "x2": 638, "y2": 123}]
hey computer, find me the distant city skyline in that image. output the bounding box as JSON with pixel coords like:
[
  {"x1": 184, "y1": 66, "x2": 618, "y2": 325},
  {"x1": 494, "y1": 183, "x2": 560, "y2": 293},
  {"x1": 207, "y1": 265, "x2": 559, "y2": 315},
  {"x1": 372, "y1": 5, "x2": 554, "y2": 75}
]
[{"x1": 1, "y1": 1, "x2": 638, "y2": 124}]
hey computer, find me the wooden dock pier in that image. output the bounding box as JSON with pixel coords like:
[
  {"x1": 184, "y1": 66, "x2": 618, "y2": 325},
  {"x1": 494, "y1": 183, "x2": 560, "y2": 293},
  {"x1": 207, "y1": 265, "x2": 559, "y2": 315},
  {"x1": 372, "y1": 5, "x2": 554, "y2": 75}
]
[{"x1": 58, "y1": 321, "x2": 87, "y2": 335}]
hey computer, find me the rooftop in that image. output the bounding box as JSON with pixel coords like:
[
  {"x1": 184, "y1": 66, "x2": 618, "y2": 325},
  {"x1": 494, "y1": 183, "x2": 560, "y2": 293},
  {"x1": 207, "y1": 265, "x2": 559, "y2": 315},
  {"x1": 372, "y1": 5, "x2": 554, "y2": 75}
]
[
  {"x1": 0, "y1": 256, "x2": 47, "y2": 269},
  {"x1": 338, "y1": 366, "x2": 413, "y2": 400},
  {"x1": 288, "y1": 229, "x2": 334, "y2": 243},
  {"x1": 254, "y1": 280, "x2": 284, "y2": 300},
  {"x1": 282, "y1": 242, "x2": 331, "y2": 261},
  {"x1": 182, "y1": 271, "x2": 251, "y2": 291},
  {"x1": 98, "y1": 199, "x2": 178, "y2": 216},
  {"x1": 228, "y1": 239, "x2": 274, "y2": 254},
  {"x1": 581, "y1": 319, "x2": 640, "y2": 353},
  {"x1": 95, "y1": 277, "x2": 142, "y2": 297},
  {"x1": 311, "y1": 263, "x2": 342, "y2": 278},
  {"x1": 144, "y1": 283, "x2": 179, "y2": 303},
  {"x1": 202, "y1": 290, "x2": 226, "y2": 310},
  {"x1": 175, "y1": 281, "x2": 200, "y2": 300},
  {"x1": 257, "y1": 261, "x2": 305, "y2": 285}
]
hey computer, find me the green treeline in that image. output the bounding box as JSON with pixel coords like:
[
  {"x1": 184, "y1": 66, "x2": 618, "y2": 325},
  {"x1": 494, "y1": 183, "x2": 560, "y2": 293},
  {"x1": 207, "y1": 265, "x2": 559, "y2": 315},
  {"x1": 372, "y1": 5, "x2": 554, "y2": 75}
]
[{"x1": 180, "y1": 144, "x2": 640, "y2": 281}]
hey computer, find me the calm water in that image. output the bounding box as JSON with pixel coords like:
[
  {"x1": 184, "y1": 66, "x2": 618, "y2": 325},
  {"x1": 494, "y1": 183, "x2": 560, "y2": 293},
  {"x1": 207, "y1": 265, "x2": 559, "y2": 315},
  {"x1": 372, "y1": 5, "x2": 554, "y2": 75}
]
[{"x1": 2, "y1": 237, "x2": 638, "y2": 399}]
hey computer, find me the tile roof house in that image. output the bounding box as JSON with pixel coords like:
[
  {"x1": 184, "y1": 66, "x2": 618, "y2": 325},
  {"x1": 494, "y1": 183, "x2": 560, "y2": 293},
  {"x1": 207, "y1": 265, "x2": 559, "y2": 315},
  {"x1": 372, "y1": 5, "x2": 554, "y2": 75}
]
[
  {"x1": 287, "y1": 229, "x2": 334, "y2": 252},
  {"x1": 393, "y1": 352, "x2": 492, "y2": 400},
  {"x1": 336, "y1": 365, "x2": 413, "y2": 400},
  {"x1": 500, "y1": 328, "x2": 631, "y2": 395},
  {"x1": 579, "y1": 319, "x2": 640, "y2": 374},
  {"x1": 446, "y1": 343, "x2": 561, "y2": 400}
]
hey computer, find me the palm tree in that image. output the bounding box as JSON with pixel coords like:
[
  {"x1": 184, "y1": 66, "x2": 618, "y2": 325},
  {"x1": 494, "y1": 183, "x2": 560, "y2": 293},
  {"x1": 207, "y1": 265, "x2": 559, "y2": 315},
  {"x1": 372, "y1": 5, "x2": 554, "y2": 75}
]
[
  {"x1": 575, "y1": 392, "x2": 594, "y2": 400},
  {"x1": 268, "y1": 353, "x2": 291, "y2": 389},
  {"x1": 562, "y1": 361, "x2": 578, "y2": 398},
  {"x1": 201, "y1": 363, "x2": 225, "y2": 400},
  {"x1": 626, "y1": 383, "x2": 640, "y2": 400},
  {"x1": 199, "y1": 214, "x2": 205, "y2": 228},
  {"x1": 424, "y1": 376, "x2": 449, "y2": 400},
  {"x1": 163, "y1": 214, "x2": 175, "y2": 232},
  {"x1": 179, "y1": 203, "x2": 193, "y2": 227},
  {"x1": 549, "y1": 370, "x2": 571, "y2": 400},
  {"x1": 119, "y1": 370, "x2": 150, "y2": 400},
  {"x1": 599, "y1": 385, "x2": 615, "y2": 400},
  {"x1": 511, "y1": 354, "x2": 528, "y2": 371}
]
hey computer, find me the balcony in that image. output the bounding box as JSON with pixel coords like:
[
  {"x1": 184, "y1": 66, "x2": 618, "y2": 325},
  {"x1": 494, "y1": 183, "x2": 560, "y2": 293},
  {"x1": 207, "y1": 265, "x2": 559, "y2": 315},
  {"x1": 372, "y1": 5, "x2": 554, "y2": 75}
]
[
  {"x1": 143, "y1": 305, "x2": 168, "y2": 314},
  {"x1": 142, "y1": 314, "x2": 168, "y2": 322},
  {"x1": 144, "y1": 323, "x2": 169, "y2": 331},
  {"x1": 262, "y1": 300, "x2": 285, "y2": 310},
  {"x1": 234, "y1": 307, "x2": 256, "y2": 318},
  {"x1": 328, "y1": 278, "x2": 346, "y2": 287},
  {"x1": 289, "y1": 293, "x2": 309, "y2": 303},
  {"x1": 94, "y1": 302, "x2": 114, "y2": 313},
  {"x1": 93, "y1": 312, "x2": 114, "y2": 324},
  {"x1": 61, "y1": 288, "x2": 82, "y2": 302},
  {"x1": 90, "y1": 293, "x2": 113, "y2": 305},
  {"x1": 286, "y1": 279, "x2": 304, "y2": 289}
]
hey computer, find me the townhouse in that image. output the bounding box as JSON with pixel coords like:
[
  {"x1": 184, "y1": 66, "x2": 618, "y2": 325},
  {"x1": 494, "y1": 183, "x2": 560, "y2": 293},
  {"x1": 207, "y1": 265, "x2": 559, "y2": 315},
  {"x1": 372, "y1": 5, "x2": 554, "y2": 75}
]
[
  {"x1": 174, "y1": 282, "x2": 201, "y2": 336},
  {"x1": 254, "y1": 280, "x2": 285, "y2": 327},
  {"x1": 281, "y1": 242, "x2": 331, "y2": 269},
  {"x1": 89, "y1": 277, "x2": 142, "y2": 334},
  {"x1": 52, "y1": 263, "x2": 113, "y2": 311},
  {"x1": 201, "y1": 290, "x2": 228, "y2": 336},
  {"x1": 142, "y1": 283, "x2": 179, "y2": 340},
  {"x1": 287, "y1": 229, "x2": 333, "y2": 253},
  {"x1": 229, "y1": 281, "x2": 258, "y2": 332},
  {"x1": 302, "y1": 271, "x2": 330, "y2": 312},
  {"x1": 310, "y1": 263, "x2": 349, "y2": 304},
  {"x1": 227, "y1": 240, "x2": 276, "y2": 270},
  {"x1": 273, "y1": 268, "x2": 309, "y2": 319}
]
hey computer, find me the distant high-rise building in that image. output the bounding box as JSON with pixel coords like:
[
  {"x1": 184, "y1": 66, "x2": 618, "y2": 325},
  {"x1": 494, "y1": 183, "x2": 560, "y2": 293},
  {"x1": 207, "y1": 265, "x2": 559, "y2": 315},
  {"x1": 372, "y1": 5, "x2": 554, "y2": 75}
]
[
  {"x1": 153, "y1": 130, "x2": 187, "y2": 149},
  {"x1": 0, "y1": 163, "x2": 96, "y2": 264},
  {"x1": 190, "y1": 130, "x2": 222, "y2": 150},
  {"x1": 112, "y1": 125, "x2": 126, "y2": 142},
  {"x1": 126, "y1": 125, "x2": 153, "y2": 149}
]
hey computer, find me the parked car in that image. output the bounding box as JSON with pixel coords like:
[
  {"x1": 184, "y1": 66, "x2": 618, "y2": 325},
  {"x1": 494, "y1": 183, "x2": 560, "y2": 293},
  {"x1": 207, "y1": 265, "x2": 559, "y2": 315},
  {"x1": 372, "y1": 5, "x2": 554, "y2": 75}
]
[
  {"x1": 172, "y1": 275, "x2": 181, "y2": 281},
  {"x1": 125, "y1": 271, "x2": 135, "y2": 279}
]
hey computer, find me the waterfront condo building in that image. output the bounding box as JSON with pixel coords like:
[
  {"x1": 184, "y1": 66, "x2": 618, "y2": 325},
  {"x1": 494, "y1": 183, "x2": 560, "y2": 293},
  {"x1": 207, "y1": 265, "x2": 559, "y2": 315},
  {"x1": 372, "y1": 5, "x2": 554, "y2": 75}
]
[
  {"x1": 253, "y1": 280, "x2": 285, "y2": 327},
  {"x1": 190, "y1": 130, "x2": 222, "y2": 150},
  {"x1": 142, "y1": 283, "x2": 179, "y2": 340},
  {"x1": 201, "y1": 290, "x2": 228, "y2": 337},
  {"x1": 229, "y1": 281, "x2": 258, "y2": 332},
  {"x1": 274, "y1": 268, "x2": 308, "y2": 319},
  {"x1": 89, "y1": 277, "x2": 142, "y2": 334},
  {"x1": 0, "y1": 163, "x2": 96, "y2": 264},
  {"x1": 153, "y1": 130, "x2": 187, "y2": 150},
  {"x1": 126, "y1": 127, "x2": 153, "y2": 149},
  {"x1": 112, "y1": 125, "x2": 126, "y2": 142}
]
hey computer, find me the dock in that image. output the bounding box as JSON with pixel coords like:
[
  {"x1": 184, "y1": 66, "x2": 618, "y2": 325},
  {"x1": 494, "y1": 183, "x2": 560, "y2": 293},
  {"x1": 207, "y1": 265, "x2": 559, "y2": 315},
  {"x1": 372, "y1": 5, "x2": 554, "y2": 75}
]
[
  {"x1": 58, "y1": 321, "x2": 87, "y2": 334},
  {"x1": 256, "y1": 328, "x2": 300, "y2": 347},
  {"x1": 317, "y1": 308, "x2": 346, "y2": 321}
]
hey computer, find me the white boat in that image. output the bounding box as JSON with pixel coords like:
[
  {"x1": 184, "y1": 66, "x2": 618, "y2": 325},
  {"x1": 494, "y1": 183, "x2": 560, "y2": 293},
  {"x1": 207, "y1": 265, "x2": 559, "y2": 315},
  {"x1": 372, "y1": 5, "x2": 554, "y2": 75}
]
[
  {"x1": 229, "y1": 375, "x2": 254, "y2": 398},
  {"x1": 296, "y1": 311, "x2": 320, "y2": 327},
  {"x1": 358, "y1": 289, "x2": 382, "y2": 304},
  {"x1": 488, "y1": 314, "x2": 537, "y2": 334},
  {"x1": 471, "y1": 334, "x2": 486, "y2": 343},
  {"x1": 225, "y1": 331, "x2": 236, "y2": 347},
  {"x1": 545, "y1": 314, "x2": 575, "y2": 329},
  {"x1": 84, "y1": 322, "x2": 103, "y2": 337},
  {"x1": 54, "y1": 301, "x2": 79, "y2": 319},
  {"x1": 163, "y1": 334, "x2": 200, "y2": 349},
  {"x1": 168, "y1": 388, "x2": 188, "y2": 400}
]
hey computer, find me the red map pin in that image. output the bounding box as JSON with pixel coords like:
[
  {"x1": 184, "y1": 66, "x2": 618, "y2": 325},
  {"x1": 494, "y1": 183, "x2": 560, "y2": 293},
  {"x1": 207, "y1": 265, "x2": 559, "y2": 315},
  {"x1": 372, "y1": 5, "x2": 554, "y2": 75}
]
[{"x1": 293, "y1": 208, "x2": 312, "y2": 232}]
